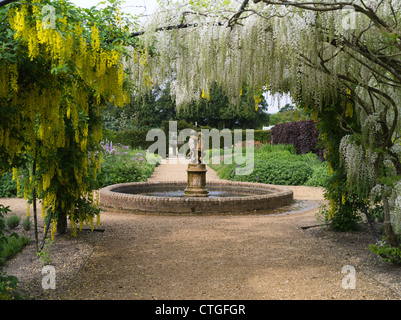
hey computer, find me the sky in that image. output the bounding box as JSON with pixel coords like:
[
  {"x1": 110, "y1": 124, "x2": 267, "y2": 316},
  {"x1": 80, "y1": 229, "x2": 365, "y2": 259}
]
[
  {"x1": 69, "y1": 0, "x2": 288, "y2": 113},
  {"x1": 69, "y1": 0, "x2": 159, "y2": 18}
]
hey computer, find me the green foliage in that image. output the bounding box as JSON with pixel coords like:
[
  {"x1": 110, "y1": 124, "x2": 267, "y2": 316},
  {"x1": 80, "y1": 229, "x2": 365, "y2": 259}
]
[
  {"x1": 112, "y1": 128, "x2": 154, "y2": 150},
  {"x1": 210, "y1": 144, "x2": 327, "y2": 186},
  {"x1": 97, "y1": 142, "x2": 160, "y2": 188},
  {"x1": 102, "y1": 82, "x2": 270, "y2": 131},
  {"x1": 0, "y1": 233, "x2": 30, "y2": 266},
  {"x1": 0, "y1": 172, "x2": 17, "y2": 198},
  {"x1": 36, "y1": 238, "x2": 53, "y2": 266},
  {"x1": 0, "y1": 204, "x2": 28, "y2": 299},
  {"x1": 0, "y1": 206, "x2": 30, "y2": 267},
  {"x1": 177, "y1": 83, "x2": 270, "y2": 129},
  {"x1": 0, "y1": 205, "x2": 10, "y2": 231},
  {"x1": 253, "y1": 130, "x2": 271, "y2": 144},
  {"x1": 111, "y1": 124, "x2": 271, "y2": 158},
  {"x1": 301, "y1": 95, "x2": 365, "y2": 232},
  {"x1": 259, "y1": 143, "x2": 297, "y2": 154},
  {"x1": 369, "y1": 205, "x2": 384, "y2": 223},
  {"x1": 304, "y1": 161, "x2": 329, "y2": 187},
  {"x1": 5, "y1": 215, "x2": 20, "y2": 230},
  {"x1": 102, "y1": 85, "x2": 177, "y2": 131},
  {"x1": 318, "y1": 202, "x2": 362, "y2": 232},
  {"x1": 270, "y1": 105, "x2": 312, "y2": 125},
  {"x1": 0, "y1": 271, "x2": 22, "y2": 300},
  {"x1": 250, "y1": 158, "x2": 312, "y2": 185},
  {"x1": 369, "y1": 241, "x2": 401, "y2": 265},
  {"x1": 21, "y1": 217, "x2": 32, "y2": 231}
]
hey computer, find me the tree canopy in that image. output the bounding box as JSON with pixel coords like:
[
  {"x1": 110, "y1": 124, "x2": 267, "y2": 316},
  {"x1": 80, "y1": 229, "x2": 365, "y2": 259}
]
[{"x1": 0, "y1": 0, "x2": 135, "y2": 235}]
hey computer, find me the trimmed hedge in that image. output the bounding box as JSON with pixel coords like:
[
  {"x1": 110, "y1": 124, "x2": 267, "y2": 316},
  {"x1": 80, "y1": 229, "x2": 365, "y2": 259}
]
[
  {"x1": 270, "y1": 120, "x2": 324, "y2": 159},
  {"x1": 112, "y1": 129, "x2": 153, "y2": 150}
]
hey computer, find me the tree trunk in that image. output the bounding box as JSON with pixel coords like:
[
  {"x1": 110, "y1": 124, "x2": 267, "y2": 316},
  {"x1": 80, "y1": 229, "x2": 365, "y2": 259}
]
[
  {"x1": 374, "y1": 155, "x2": 400, "y2": 247},
  {"x1": 57, "y1": 212, "x2": 67, "y2": 235},
  {"x1": 382, "y1": 194, "x2": 399, "y2": 247}
]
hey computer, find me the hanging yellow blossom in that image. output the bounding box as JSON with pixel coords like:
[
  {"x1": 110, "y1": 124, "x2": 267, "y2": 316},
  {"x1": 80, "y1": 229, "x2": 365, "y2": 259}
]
[
  {"x1": 345, "y1": 87, "x2": 353, "y2": 118},
  {"x1": 254, "y1": 94, "x2": 262, "y2": 111},
  {"x1": 2, "y1": 0, "x2": 131, "y2": 238}
]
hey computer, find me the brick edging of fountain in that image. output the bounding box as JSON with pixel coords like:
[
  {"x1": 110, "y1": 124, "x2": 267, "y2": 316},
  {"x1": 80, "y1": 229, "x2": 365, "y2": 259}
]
[{"x1": 99, "y1": 180, "x2": 294, "y2": 215}]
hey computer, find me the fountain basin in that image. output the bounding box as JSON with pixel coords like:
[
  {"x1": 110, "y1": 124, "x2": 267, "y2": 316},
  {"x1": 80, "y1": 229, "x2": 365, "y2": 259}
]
[{"x1": 99, "y1": 181, "x2": 294, "y2": 215}]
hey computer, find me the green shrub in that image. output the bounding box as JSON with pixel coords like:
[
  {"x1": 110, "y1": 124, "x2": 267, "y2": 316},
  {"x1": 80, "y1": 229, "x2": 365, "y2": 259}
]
[
  {"x1": 240, "y1": 159, "x2": 313, "y2": 185},
  {"x1": 253, "y1": 130, "x2": 271, "y2": 144},
  {"x1": 217, "y1": 159, "x2": 313, "y2": 186},
  {"x1": 37, "y1": 238, "x2": 53, "y2": 266},
  {"x1": 0, "y1": 205, "x2": 9, "y2": 231},
  {"x1": 0, "y1": 271, "x2": 22, "y2": 300},
  {"x1": 369, "y1": 241, "x2": 401, "y2": 265},
  {"x1": 0, "y1": 172, "x2": 18, "y2": 198},
  {"x1": 0, "y1": 233, "x2": 30, "y2": 266},
  {"x1": 6, "y1": 215, "x2": 20, "y2": 230},
  {"x1": 113, "y1": 128, "x2": 153, "y2": 150},
  {"x1": 97, "y1": 143, "x2": 160, "y2": 188},
  {"x1": 0, "y1": 205, "x2": 26, "y2": 299},
  {"x1": 305, "y1": 161, "x2": 329, "y2": 187},
  {"x1": 369, "y1": 205, "x2": 384, "y2": 223},
  {"x1": 259, "y1": 143, "x2": 296, "y2": 154},
  {"x1": 210, "y1": 144, "x2": 328, "y2": 186},
  {"x1": 270, "y1": 120, "x2": 324, "y2": 159},
  {"x1": 21, "y1": 217, "x2": 32, "y2": 231}
]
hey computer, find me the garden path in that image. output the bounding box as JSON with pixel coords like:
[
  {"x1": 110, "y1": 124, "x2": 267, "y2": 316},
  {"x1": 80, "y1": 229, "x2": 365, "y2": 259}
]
[
  {"x1": 147, "y1": 156, "x2": 221, "y2": 182},
  {"x1": 58, "y1": 160, "x2": 400, "y2": 300},
  {"x1": 3, "y1": 158, "x2": 401, "y2": 300}
]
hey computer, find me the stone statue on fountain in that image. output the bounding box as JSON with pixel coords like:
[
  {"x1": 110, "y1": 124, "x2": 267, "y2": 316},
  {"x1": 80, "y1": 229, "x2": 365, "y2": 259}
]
[{"x1": 184, "y1": 131, "x2": 209, "y2": 197}]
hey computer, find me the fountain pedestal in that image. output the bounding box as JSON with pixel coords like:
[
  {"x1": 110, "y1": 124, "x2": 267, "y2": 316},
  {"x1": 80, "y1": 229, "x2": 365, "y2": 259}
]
[{"x1": 184, "y1": 164, "x2": 209, "y2": 197}]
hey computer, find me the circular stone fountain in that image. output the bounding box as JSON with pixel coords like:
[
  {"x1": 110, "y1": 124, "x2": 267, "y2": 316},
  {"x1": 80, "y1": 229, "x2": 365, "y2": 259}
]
[{"x1": 99, "y1": 180, "x2": 293, "y2": 215}]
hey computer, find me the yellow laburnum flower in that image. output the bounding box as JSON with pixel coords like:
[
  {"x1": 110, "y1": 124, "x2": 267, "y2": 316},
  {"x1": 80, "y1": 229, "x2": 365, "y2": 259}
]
[
  {"x1": 96, "y1": 214, "x2": 101, "y2": 226},
  {"x1": 91, "y1": 24, "x2": 100, "y2": 53},
  {"x1": 345, "y1": 102, "x2": 353, "y2": 118},
  {"x1": 201, "y1": 89, "x2": 210, "y2": 101},
  {"x1": 9, "y1": 64, "x2": 19, "y2": 92},
  {"x1": 41, "y1": 201, "x2": 46, "y2": 219},
  {"x1": 50, "y1": 220, "x2": 57, "y2": 240},
  {"x1": 254, "y1": 95, "x2": 262, "y2": 111},
  {"x1": 328, "y1": 198, "x2": 336, "y2": 220},
  {"x1": 12, "y1": 168, "x2": 18, "y2": 181}
]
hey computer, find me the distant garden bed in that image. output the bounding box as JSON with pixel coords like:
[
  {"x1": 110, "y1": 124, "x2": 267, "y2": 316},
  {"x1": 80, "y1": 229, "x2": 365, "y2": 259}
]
[{"x1": 208, "y1": 144, "x2": 328, "y2": 187}]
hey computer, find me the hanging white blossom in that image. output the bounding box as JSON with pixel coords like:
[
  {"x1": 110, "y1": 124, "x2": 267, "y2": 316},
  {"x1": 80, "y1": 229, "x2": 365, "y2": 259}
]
[{"x1": 126, "y1": 0, "x2": 401, "y2": 243}]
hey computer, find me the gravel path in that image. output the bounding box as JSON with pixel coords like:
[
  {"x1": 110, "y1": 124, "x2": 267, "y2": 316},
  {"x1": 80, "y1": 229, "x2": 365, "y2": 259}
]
[{"x1": 3, "y1": 158, "x2": 401, "y2": 300}]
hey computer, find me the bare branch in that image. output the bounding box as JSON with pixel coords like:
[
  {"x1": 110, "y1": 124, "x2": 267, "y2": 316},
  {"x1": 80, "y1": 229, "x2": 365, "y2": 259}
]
[{"x1": 228, "y1": 0, "x2": 250, "y2": 28}]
